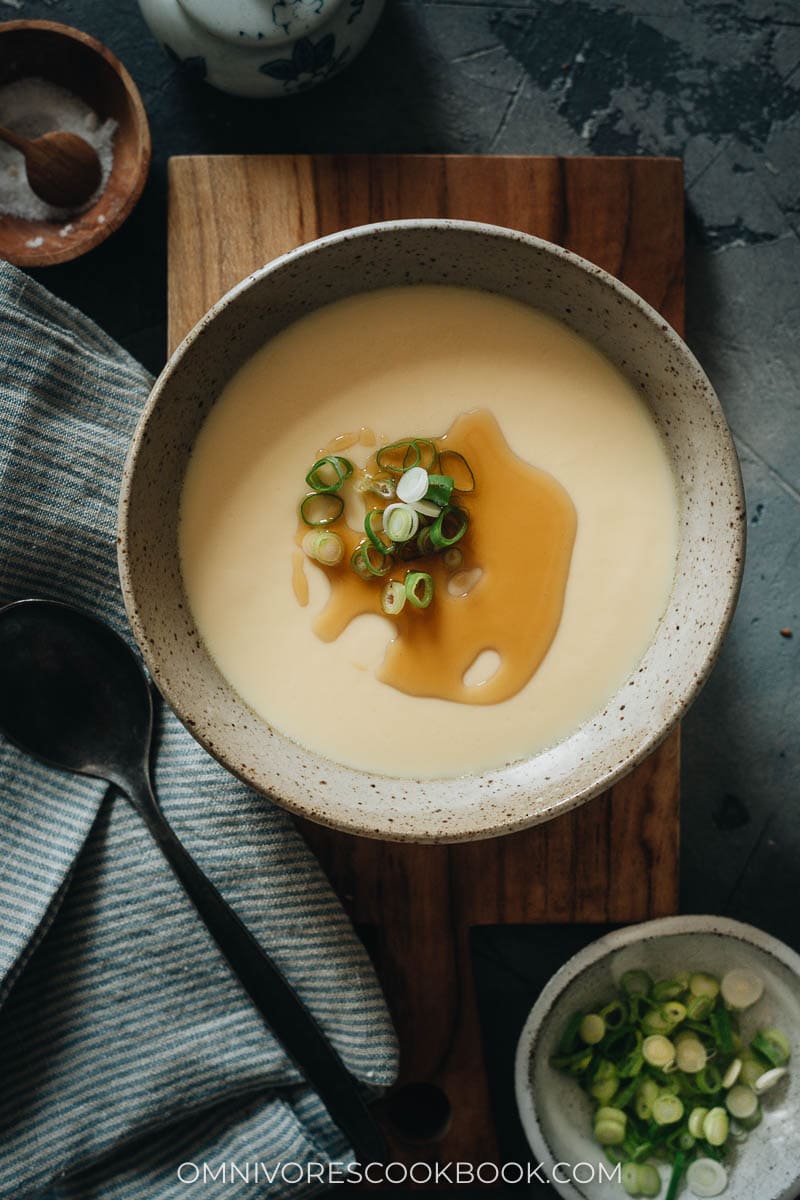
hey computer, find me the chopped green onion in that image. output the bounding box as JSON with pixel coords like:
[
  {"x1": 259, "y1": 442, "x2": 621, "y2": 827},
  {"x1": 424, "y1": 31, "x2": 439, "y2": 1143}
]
[
  {"x1": 739, "y1": 1055, "x2": 765, "y2": 1088},
  {"x1": 635, "y1": 1078, "x2": 660, "y2": 1121},
  {"x1": 439, "y1": 449, "x2": 475, "y2": 492},
  {"x1": 359, "y1": 473, "x2": 395, "y2": 500},
  {"x1": 590, "y1": 1061, "x2": 619, "y2": 1104},
  {"x1": 443, "y1": 547, "x2": 463, "y2": 570},
  {"x1": 621, "y1": 970, "x2": 653, "y2": 997},
  {"x1": 675, "y1": 1034, "x2": 707, "y2": 1073},
  {"x1": 690, "y1": 973, "x2": 720, "y2": 1000},
  {"x1": 710, "y1": 1005, "x2": 734, "y2": 1056},
  {"x1": 301, "y1": 529, "x2": 344, "y2": 566},
  {"x1": 405, "y1": 571, "x2": 434, "y2": 609},
  {"x1": 643, "y1": 1007, "x2": 675, "y2": 1035},
  {"x1": 643, "y1": 1035, "x2": 675, "y2": 1068},
  {"x1": 365, "y1": 509, "x2": 392, "y2": 554},
  {"x1": 376, "y1": 439, "x2": 420, "y2": 474},
  {"x1": 754, "y1": 1066, "x2": 789, "y2": 1093},
  {"x1": 594, "y1": 1106, "x2": 627, "y2": 1146},
  {"x1": 305, "y1": 455, "x2": 353, "y2": 493},
  {"x1": 686, "y1": 1158, "x2": 728, "y2": 1198},
  {"x1": 300, "y1": 492, "x2": 344, "y2": 526},
  {"x1": 687, "y1": 994, "x2": 715, "y2": 1021},
  {"x1": 721, "y1": 1057, "x2": 742, "y2": 1088},
  {"x1": 695, "y1": 1064, "x2": 722, "y2": 1095},
  {"x1": 652, "y1": 1093, "x2": 684, "y2": 1125},
  {"x1": 654, "y1": 979, "x2": 685, "y2": 1002},
  {"x1": 664, "y1": 1151, "x2": 687, "y2": 1200},
  {"x1": 687, "y1": 1106, "x2": 709, "y2": 1138},
  {"x1": 663, "y1": 1001, "x2": 687, "y2": 1026},
  {"x1": 351, "y1": 542, "x2": 393, "y2": 578},
  {"x1": 396, "y1": 465, "x2": 429, "y2": 504},
  {"x1": 580, "y1": 1013, "x2": 606, "y2": 1045},
  {"x1": 751, "y1": 1028, "x2": 790, "y2": 1068},
  {"x1": 410, "y1": 497, "x2": 441, "y2": 518},
  {"x1": 382, "y1": 502, "x2": 419, "y2": 543},
  {"x1": 622, "y1": 1163, "x2": 660, "y2": 1198},
  {"x1": 407, "y1": 439, "x2": 439, "y2": 470},
  {"x1": 557, "y1": 1012, "x2": 584, "y2": 1056},
  {"x1": 381, "y1": 580, "x2": 406, "y2": 616},
  {"x1": 430, "y1": 505, "x2": 469, "y2": 549},
  {"x1": 725, "y1": 1084, "x2": 758, "y2": 1121},
  {"x1": 702, "y1": 1107, "x2": 729, "y2": 1146},
  {"x1": 721, "y1": 969, "x2": 764, "y2": 1010},
  {"x1": 425, "y1": 474, "x2": 455, "y2": 506}
]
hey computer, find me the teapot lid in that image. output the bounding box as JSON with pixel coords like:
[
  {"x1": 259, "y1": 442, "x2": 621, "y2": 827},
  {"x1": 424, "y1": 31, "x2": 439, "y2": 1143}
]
[{"x1": 178, "y1": 0, "x2": 338, "y2": 48}]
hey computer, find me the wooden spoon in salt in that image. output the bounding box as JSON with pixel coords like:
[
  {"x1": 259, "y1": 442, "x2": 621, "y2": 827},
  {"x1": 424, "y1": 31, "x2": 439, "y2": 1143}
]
[{"x1": 0, "y1": 124, "x2": 102, "y2": 209}]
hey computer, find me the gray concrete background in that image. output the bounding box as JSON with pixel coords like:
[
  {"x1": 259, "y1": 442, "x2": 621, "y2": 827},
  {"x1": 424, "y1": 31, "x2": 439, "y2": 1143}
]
[{"x1": 3, "y1": 0, "x2": 799, "y2": 1172}]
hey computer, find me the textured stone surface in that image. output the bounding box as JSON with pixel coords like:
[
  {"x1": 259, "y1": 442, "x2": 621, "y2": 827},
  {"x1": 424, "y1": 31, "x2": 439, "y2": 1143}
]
[{"x1": 3, "y1": 0, "x2": 799, "y2": 1147}]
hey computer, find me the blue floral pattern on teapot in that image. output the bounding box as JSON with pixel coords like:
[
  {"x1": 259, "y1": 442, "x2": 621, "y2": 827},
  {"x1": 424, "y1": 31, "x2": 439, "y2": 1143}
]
[{"x1": 138, "y1": 0, "x2": 384, "y2": 98}]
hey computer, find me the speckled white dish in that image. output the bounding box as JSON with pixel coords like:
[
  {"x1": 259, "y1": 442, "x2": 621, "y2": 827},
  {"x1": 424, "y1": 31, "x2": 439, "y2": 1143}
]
[
  {"x1": 515, "y1": 916, "x2": 800, "y2": 1200},
  {"x1": 118, "y1": 220, "x2": 745, "y2": 842}
]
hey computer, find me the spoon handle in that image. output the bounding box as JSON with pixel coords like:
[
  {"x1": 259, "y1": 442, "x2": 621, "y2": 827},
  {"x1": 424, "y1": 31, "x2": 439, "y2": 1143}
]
[
  {"x1": 127, "y1": 771, "x2": 388, "y2": 1165},
  {"x1": 0, "y1": 124, "x2": 28, "y2": 153}
]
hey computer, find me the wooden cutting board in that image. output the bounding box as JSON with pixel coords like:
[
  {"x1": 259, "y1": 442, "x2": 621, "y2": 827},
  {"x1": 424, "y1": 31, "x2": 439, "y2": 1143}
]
[{"x1": 168, "y1": 154, "x2": 682, "y2": 1172}]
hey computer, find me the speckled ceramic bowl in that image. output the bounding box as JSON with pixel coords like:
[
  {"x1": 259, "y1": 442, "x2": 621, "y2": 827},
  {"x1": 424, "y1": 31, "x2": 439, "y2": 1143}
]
[
  {"x1": 515, "y1": 916, "x2": 800, "y2": 1200},
  {"x1": 118, "y1": 220, "x2": 744, "y2": 842}
]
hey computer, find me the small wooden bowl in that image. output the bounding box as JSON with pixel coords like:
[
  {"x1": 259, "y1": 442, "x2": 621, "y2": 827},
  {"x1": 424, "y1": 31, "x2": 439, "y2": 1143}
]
[{"x1": 0, "y1": 20, "x2": 151, "y2": 267}]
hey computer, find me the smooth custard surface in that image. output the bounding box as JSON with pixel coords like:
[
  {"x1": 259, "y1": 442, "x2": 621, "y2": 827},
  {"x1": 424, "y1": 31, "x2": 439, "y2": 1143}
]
[{"x1": 179, "y1": 285, "x2": 679, "y2": 778}]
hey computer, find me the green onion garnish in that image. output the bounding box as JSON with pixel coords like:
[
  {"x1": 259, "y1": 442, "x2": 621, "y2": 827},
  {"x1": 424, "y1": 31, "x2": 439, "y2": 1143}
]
[
  {"x1": 305, "y1": 455, "x2": 353, "y2": 493},
  {"x1": 300, "y1": 492, "x2": 344, "y2": 526},
  {"x1": 365, "y1": 509, "x2": 392, "y2": 554},
  {"x1": 376, "y1": 439, "x2": 420, "y2": 474},
  {"x1": 301, "y1": 530, "x2": 344, "y2": 566},
  {"x1": 382, "y1": 503, "x2": 419, "y2": 543},
  {"x1": 443, "y1": 547, "x2": 463, "y2": 570},
  {"x1": 549, "y1": 964, "x2": 789, "y2": 1199},
  {"x1": 381, "y1": 580, "x2": 406, "y2": 616},
  {"x1": 429, "y1": 505, "x2": 469, "y2": 549},
  {"x1": 405, "y1": 571, "x2": 433, "y2": 609},
  {"x1": 351, "y1": 542, "x2": 393, "y2": 577},
  {"x1": 438, "y1": 450, "x2": 475, "y2": 492},
  {"x1": 425, "y1": 474, "x2": 455, "y2": 506}
]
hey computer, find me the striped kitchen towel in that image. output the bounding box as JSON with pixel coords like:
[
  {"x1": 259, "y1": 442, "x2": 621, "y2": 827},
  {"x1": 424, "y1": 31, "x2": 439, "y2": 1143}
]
[{"x1": 0, "y1": 262, "x2": 398, "y2": 1200}]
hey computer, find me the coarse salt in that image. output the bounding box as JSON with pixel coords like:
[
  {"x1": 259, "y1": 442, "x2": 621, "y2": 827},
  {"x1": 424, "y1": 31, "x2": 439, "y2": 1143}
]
[{"x1": 0, "y1": 78, "x2": 117, "y2": 222}]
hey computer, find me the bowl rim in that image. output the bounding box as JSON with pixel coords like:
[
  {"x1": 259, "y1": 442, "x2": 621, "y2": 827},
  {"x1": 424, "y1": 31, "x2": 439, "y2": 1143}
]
[
  {"x1": 118, "y1": 218, "x2": 746, "y2": 843},
  {"x1": 514, "y1": 914, "x2": 800, "y2": 1200},
  {"x1": 0, "y1": 18, "x2": 152, "y2": 267}
]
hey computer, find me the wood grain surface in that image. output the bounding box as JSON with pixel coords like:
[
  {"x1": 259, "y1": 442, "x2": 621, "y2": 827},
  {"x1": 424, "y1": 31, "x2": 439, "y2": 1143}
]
[{"x1": 168, "y1": 153, "x2": 683, "y2": 1174}]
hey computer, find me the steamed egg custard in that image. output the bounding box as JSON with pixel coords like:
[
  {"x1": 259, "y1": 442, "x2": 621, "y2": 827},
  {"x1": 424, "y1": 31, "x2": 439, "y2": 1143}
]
[{"x1": 179, "y1": 285, "x2": 679, "y2": 778}]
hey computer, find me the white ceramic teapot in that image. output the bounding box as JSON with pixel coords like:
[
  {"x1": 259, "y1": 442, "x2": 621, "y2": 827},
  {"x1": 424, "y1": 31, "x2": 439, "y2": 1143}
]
[{"x1": 138, "y1": 0, "x2": 384, "y2": 98}]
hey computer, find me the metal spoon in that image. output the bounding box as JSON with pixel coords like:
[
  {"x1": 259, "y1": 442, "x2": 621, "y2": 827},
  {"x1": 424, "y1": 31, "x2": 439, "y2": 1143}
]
[
  {"x1": 0, "y1": 125, "x2": 102, "y2": 208},
  {"x1": 0, "y1": 598, "x2": 386, "y2": 1164}
]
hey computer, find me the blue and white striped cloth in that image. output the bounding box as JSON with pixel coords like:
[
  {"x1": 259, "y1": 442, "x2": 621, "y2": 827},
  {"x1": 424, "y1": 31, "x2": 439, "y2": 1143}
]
[{"x1": 0, "y1": 262, "x2": 398, "y2": 1200}]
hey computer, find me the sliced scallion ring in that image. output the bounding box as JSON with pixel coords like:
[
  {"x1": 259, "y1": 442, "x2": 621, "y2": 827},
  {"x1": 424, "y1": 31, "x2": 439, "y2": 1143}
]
[
  {"x1": 396, "y1": 466, "x2": 429, "y2": 504},
  {"x1": 405, "y1": 571, "x2": 434, "y2": 609},
  {"x1": 381, "y1": 579, "x2": 407, "y2": 615},
  {"x1": 429, "y1": 504, "x2": 469, "y2": 549},
  {"x1": 359, "y1": 473, "x2": 396, "y2": 500},
  {"x1": 305, "y1": 455, "x2": 353, "y2": 493},
  {"x1": 351, "y1": 542, "x2": 393, "y2": 578},
  {"x1": 411, "y1": 498, "x2": 441, "y2": 518},
  {"x1": 438, "y1": 449, "x2": 475, "y2": 492},
  {"x1": 300, "y1": 491, "x2": 344, "y2": 526},
  {"x1": 382, "y1": 502, "x2": 420, "y2": 543},
  {"x1": 407, "y1": 438, "x2": 439, "y2": 471},
  {"x1": 301, "y1": 530, "x2": 344, "y2": 566},
  {"x1": 442, "y1": 547, "x2": 463, "y2": 570},
  {"x1": 721, "y1": 969, "x2": 764, "y2": 1010},
  {"x1": 365, "y1": 509, "x2": 392, "y2": 554},
  {"x1": 686, "y1": 1158, "x2": 728, "y2": 1198},
  {"x1": 425, "y1": 474, "x2": 454, "y2": 506},
  {"x1": 376, "y1": 439, "x2": 419, "y2": 474}
]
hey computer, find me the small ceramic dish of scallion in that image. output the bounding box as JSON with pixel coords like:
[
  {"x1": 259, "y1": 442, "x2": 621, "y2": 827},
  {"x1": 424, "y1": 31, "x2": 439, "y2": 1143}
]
[{"x1": 515, "y1": 917, "x2": 800, "y2": 1200}]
